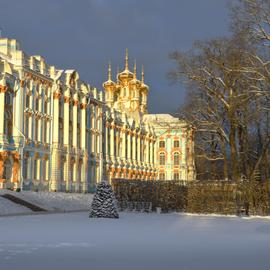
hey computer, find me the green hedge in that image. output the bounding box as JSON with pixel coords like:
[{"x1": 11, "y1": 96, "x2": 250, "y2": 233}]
[
  {"x1": 112, "y1": 179, "x2": 270, "y2": 215},
  {"x1": 241, "y1": 181, "x2": 270, "y2": 215},
  {"x1": 186, "y1": 181, "x2": 237, "y2": 215},
  {"x1": 112, "y1": 179, "x2": 187, "y2": 212}
]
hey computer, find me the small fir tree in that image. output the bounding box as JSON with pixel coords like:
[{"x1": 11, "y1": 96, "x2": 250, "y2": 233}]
[{"x1": 89, "y1": 181, "x2": 119, "y2": 218}]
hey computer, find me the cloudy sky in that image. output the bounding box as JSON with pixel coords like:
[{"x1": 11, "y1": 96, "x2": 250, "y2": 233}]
[{"x1": 0, "y1": 0, "x2": 233, "y2": 113}]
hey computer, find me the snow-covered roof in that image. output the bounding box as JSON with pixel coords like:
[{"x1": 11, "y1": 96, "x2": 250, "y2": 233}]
[{"x1": 143, "y1": 113, "x2": 179, "y2": 123}]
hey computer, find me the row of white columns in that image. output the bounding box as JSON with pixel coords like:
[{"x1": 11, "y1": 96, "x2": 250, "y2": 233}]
[
  {"x1": 51, "y1": 88, "x2": 103, "y2": 191},
  {"x1": 106, "y1": 122, "x2": 156, "y2": 167}
]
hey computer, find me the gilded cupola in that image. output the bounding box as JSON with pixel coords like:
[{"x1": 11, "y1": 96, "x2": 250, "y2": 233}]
[
  {"x1": 102, "y1": 62, "x2": 116, "y2": 91},
  {"x1": 117, "y1": 49, "x2": 134, "y2": 83}
]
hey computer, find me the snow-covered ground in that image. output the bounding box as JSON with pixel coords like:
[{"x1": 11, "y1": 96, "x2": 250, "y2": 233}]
[
  {"x1": 0, "y1": 197, "x2": 32, "y2": 215},
  {"x1": 0, "y1": 212, "x2": 270, "y2": 270},
  {"x1": 0, "y1": 190, "x2": 94, "y2": 215}
]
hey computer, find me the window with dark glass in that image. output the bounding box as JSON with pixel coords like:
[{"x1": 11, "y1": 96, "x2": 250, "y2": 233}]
[
  {"x1": 159, "y1": 140, "x2": 165, "y2": 148},
  {"x1": 159, "y1": 152, "x2": 165, "y2": 165},
  {"x1": 159, "y1": 173, "x2": 165, "y2": 180},
  {"x1": 174, "y1": 140, "x2": 179, "y2": 148},
  {"x1": 174, "y1": 152, "x2": 180, "y2": 165}
]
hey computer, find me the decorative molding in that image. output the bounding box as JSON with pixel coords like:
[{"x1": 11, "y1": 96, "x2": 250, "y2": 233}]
[
  {"x1": 64, "y1": 96, "x2": 71, "y2": 104},
  {"x1": 80, "y1": 103, "x2": 87, "y2": 109},
  {"x1": 20, "y1": 80, "x2": 25, "y2": 87},
  {"x1": 0, "y1": 85, "x2": 7, "y2": 93},
  {"x1": 53, "y1": 92, "x2": 61, "y2": 99},
  {"x1": 73, "y1": 99, "x2": 79, "y2": 106}
]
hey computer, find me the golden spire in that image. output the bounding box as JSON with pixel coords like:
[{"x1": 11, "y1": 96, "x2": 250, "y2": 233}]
[
  {"x1": 116, "y1": 66, "x2": 120, "y2": 83},
  {"x1": 108, "y1": 61, "x2": 112, "y2": 81},
  {"x1": 133, "y1": 60, "x2": 137, "y2": 79},
  {"x1": 125, "y1": 48, "x2": 129, "y2": 70},
  {"x1": 141, "y1": 65, "x2": 145, "y2": 83}
]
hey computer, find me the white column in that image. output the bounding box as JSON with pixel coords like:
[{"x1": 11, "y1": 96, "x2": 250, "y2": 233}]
[
  {"x1": 132, "y1": 133, "x2": 136, "y2": 162},
  {"x1": 146, "y1": 137, "x2": 149, "y2": 164},
  {"x1": 14, "y1": 81, "x2": 24, "y2": 141},
  {"x1": 37, "y1": 158, "x2": 41, "y2": 182},
  {"x1": 63, "y1": 95, "x2": 70, "y2": 191},
  {"x1": 63, "y1": 96, "x2": 70, "y2": 146},
  {"x1": 80, "y1": 102, "x2": 86, "y2": 149},
  {"x1": 72, "y1": 98, "x2": 78, "y2": 147},
  {"x1": 0, "y1": 85, "x2": 6, "y2": 135},
  {"x1": 150, "y1": 139, "x2": 153, "y2": 165},
  {"x1": 81, "y1": 101, "x2": 88, "y2": 192},
  {"x1": 167, "y1": 137, "x2": 171, "y2": 166},
  {"x1": 37, "y1": 116, "x2": 41, "y2": 142},
  {"x1": 96, "y1": 130, "x2": 100, "y2": 154},
  {"x1": 110, "y1": 125, "x2": 115, "y2": 157},
  {"x1": 121, "y1": 128, "x2": 126, "y2": 159},
  {"x1": 50, "y1": 91, "x2": 60, "y2": 191},
  {"x1": 105, "y1": 123, "x2": 109, "y2": 158},
  {"x1": 137, "y1": 133, "x2": 141, "y2": 164},
  {"x1": 154, "y1": 139, "x2": 157, "y2": 166},
  {"x1": 98, "y1": 107, "x2": 103, "y2": 183},
  {"x1": 52, "y1": 93, "x2": 59, "y2": 143},
  {"x1": 27, "y1": 156, "x2": 31, "y2": 180},
  {"x1": 38, "y1": 97, "x2": 42, "y2": 142},
  {"x1": 127, "y1": 131, "x2": 131, "y2": 161}
]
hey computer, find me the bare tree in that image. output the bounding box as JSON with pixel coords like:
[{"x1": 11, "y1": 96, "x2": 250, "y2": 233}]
[{"x1": 170, "y1": 30, "x2": 266, "y2": 181}]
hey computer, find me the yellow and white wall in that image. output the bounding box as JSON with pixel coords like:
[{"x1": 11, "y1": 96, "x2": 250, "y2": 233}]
[{"x1": 0, "y1": 38, "x2": 195, "y2": 192}]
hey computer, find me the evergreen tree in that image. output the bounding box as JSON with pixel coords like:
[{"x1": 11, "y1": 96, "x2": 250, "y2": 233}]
[{"x1": 89, "y1": 182, "x2": 119, "y2": 218}]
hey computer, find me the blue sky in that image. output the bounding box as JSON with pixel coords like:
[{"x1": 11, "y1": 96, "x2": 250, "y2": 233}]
[{"x1": 0, "y1": 0, "x2": 233, "y2": 113}]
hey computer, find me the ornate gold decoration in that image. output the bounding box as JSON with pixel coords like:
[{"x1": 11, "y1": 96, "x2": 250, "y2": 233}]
[
  {"x1": 64, "y1": 96, "x2": 70, "y2": 103},
  {"x1": 53, "y1": 92, "x2": 61, "y2": 99},
  {"x1": 80, "y1": 103, "x2": 87, "y2": 109},
  {"x1": 0, "y1": 85, "x2": 7, "y2": 93}
]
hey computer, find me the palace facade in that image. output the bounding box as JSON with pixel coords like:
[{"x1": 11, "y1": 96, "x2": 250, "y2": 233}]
[{"x1": 0, "y1": 37, "x2": 195, "y2": 192}]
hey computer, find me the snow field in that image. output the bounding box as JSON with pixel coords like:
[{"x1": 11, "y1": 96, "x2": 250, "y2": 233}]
[{"x1": 0, "y1": 212, "x2": 270, "y2": 270}]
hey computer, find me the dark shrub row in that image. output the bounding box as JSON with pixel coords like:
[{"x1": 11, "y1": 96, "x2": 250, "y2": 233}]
[
  {"x1": 112, "y1": 179, "x2": 188, "y2": 212},
  {"x1": 243, "y1": 181, "x2": 270, "y2": 215},
  {"x1": 186, "y1": 181, "x2": 237, "y2": 215},
  {"x1": 112, "y1": 179, "x2": 270, "y2": 215}
]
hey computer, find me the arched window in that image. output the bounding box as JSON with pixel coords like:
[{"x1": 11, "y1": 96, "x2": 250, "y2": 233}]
[
  {"x1": 35, "y1": 118, "x2": 39, "y2": 141},
  {"x1": 25, "y1": 94, "x2": 30, "y2": 108},
  {"x1": 44, "y1": 100, "x2": 47, "y2": 114},
  {"x1": 24, "y1": 116, "x2": 29, "y2": 138},
  {"x1": 5, "y1": 92, "x2": 12, "y2": 105},
  {"x1": 23, "y1": 157, "x2": 28, "y2": 179},
  {"x1": 59, "y1": 97, "x2": 63, "y2": 117},
  {"x1": 159, "y1": 152, "x2": 165, "y2": 165},
  {"x1": 34, "y1": 159, "x2": 39, "y2": 180},
  {"x1": 4, "y1": 109, "x2": 13, "y2": 138},
  {"x1": 35, "y1": 96, "x2": 39, "y2": 111},
  {"x1": 69, "y1": 103, "x2": 73, "y2": 121},
  {"x1": 174, "y1": 152, "x2": 180, "y2": 165}
]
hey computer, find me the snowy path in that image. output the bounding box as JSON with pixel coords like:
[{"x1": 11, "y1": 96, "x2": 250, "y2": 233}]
[
  {"x1": 0, "y1": 212, "x2": 270, "y2": 270},
  {"x1": 0, "y1": 190, "x2": 93, "y2": 215}
]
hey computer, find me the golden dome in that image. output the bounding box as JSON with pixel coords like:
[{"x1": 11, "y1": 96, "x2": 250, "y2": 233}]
[
  {"x1": 117, "y1": 49, "x2": 134, "y2": 82},
  {"x1": 103, "y1": 62, "x2": 116, "y2": 90},
  {"x1": 140, "y1": 65, "x2": 149, "y2": 92}
]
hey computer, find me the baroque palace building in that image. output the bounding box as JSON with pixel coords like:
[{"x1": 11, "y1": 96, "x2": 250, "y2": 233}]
[{"x1": 0, "y1": 37, "x2": 195, "y2": 192}]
